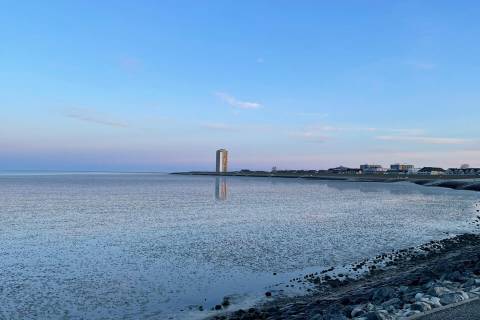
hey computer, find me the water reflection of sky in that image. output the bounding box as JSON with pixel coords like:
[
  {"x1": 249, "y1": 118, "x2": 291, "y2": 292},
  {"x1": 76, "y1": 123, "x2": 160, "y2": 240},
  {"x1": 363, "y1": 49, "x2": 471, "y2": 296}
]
[{"x1": 1, "y1": 173, "x2": 479, "y2": 319}]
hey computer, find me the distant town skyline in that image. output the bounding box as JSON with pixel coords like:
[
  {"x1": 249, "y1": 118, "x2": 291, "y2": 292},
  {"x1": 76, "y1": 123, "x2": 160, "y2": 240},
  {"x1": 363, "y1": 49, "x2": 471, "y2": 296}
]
[{"x1": 2, "y1": 1, "x2": 480, "y2": 171}]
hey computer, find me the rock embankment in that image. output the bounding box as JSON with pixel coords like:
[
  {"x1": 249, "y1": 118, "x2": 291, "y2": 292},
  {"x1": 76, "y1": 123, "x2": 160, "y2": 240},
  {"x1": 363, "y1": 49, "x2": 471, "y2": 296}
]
[
  {"x1": 413, "y1": 179, "x2": 480, "y2": 192},
  {"x1": 209, "y1": 234, "x2": 480, "y2": 320}
]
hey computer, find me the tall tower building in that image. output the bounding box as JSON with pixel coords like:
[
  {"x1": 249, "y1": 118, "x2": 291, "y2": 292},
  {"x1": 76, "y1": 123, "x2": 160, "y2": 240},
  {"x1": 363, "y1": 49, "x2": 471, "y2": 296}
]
[{"x1": 216, "y1": 149, "x2": 228, "y2": 173}]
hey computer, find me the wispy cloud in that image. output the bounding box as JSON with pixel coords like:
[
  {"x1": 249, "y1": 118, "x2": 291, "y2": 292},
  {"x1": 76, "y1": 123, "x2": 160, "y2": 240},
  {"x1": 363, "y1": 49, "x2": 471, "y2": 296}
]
[
  {"x1": 215, "y1": 92, "x2": 262, "y2": 109},
  {"x1": 290, "y1": 130, "x2": 330, "y2": 143},
  {"x1": 293, "y1": 133, "x2": 330, "y2": 143},
  {"x1": 64, "y1": 108, "x2": 129, "y2": 128},
  {"x1": 384, "y1": 128, "x2": 425, "y2": 135},
  {"x1": 376, "y1": 135, "x2": 471, "y2": 145}
]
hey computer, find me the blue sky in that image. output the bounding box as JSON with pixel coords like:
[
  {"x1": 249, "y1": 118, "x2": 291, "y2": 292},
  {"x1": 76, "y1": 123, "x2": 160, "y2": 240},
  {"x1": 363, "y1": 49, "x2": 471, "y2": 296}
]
[{"x1": 1, "y1": 1, "x2": 480, "y2": 171}]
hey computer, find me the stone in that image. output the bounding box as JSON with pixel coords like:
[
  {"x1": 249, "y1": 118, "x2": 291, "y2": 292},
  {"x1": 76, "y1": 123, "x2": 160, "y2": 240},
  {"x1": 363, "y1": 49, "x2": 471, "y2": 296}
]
[
  {"x1": 427, "y1": 296, "x2": 442, "y2": 308},
  {"x1": 364, "y1": 311, "x2": 394, "y2": 320},
  {"x1": 339, "y1": 296, "x2": 351, "y2": 305},
  {"x1": 351, "y1": 306, "x2": 366, "y2": 318},
  {"x1": 399, "y1": 286, "x2": 409, "y2": 293},
  {"x1": 400, "y1": 292, "x2": 416, "y2": 304},
  {"x1": 385, "y1": 305, "x2": 395, "y2": 313},
  {"x1": 342, "y1": 305, "x2": 354, "y2": 317},
  {"x1": 470, "y1": 287, "x2": 480, "y2": 293},
  {"x1": 439, "y1": 292, "x2": 465, "y2": 305},
  {"x1": 366, "y1": 303, "x2": 375, "y2": 311},
  {"x1": 423, "y1": 281, "x2": 436, "y2": 289},
  {"x1": 402, "y1": 310, "x2": 420, "y2": 317},
  {"x1": 364, "y1": 311, "x2": 381, "y2": 320},
  {"x1": 381, "y1": 298, "x2": 402, "y2": 308},
  {"x1": 222, "y1": 297, "x2": 230, "y2": 307},
  {"x1": 325, "y1": 303, "x2": 348, "y2": 320},
  {"x1": 460, "y1": 291, "x2": 469, "y2": 300},
  {"x1": 427, "y1": 286, "x2": 451, "y2": 297},
  {"x1": 414, "y1": 292, "x2": 424, "y2": 301},
  {"x1": 327, "y1": 279, "x2": 343, "y2": 288},
  {"x1": 463, "y1": 278, "x2": 476, "y2": 288},
  {"x1": 372, "y1": 287, "x2": 396, "y2": 304},
  {"x1": 410, "y1": 302, "x2": 432, "y2": 312},
  {"x1": 327, "y1": 313, "x2": 348, "y2": 320},
  {"x1": 446, "y1": 271, "x2": 465, "y2": 282}
]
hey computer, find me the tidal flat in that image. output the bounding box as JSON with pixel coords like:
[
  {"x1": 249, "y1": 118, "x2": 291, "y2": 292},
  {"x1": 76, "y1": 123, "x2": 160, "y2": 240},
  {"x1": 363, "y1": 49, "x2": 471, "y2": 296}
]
[{"x1": 0, "y1": 172, "x2": 479, "y2": 319}]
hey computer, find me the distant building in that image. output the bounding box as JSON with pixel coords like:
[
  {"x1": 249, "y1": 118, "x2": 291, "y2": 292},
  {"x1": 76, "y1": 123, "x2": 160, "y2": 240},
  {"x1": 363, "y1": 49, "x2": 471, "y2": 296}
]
[
  {"x1": 390, "y1": 164, "x2": 414, "y2": 171},
  {"x1": 407, "y1": 167, "x2": 420, "y2": 174},
  {"x1": 446, "y1": 167, "x2": 480, "y2": 175},
  {"x1": 271, "y1": 166, "x2": 277, "y2": 173},
  {"x1": 360, "y1": 164, "x2": 385, "y2": 174},
  {"x1": 460, "y1": 164, "x2": 470, "y2": 169},
  {"x1": 216, "y1": 149, "x2": 228, "y2": 173},
  {"x1": 328, "y1": 166, "x2": 362, "y2": 175},
  {"x1": 418, "y1": 167, "x2": 446, "y2": 175},
  {"x1": 387, "y1": 164, "x2": 415, "y2": 175}
]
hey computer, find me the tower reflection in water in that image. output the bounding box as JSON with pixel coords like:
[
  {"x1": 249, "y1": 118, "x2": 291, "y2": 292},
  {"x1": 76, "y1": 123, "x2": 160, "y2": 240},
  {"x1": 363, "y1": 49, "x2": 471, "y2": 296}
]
[{"x1": 215, "y1": 177, "x2": 227, "y2": 200}]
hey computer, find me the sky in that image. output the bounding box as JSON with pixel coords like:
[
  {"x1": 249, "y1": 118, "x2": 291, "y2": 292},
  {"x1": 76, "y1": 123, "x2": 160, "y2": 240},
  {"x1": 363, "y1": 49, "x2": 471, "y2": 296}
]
[{"x1": 1, "y1": 0, "x2": 480, "y2": 171}]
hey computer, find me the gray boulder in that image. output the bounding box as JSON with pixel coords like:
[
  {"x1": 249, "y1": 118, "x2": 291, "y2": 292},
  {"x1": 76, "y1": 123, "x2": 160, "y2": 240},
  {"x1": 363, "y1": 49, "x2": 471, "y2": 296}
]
[
  {"x1": 427, "y1": 286, "x2": 451, "y2": 297},
  {"x1": 410, "y1": 302, "x2": 432, "y2": 312},
  {"x1": 439, "y1": 292, "x2": 465, "y2": 305},
  {"x1": 351, "y1": 306, "x2": 366, "y2": 318}
]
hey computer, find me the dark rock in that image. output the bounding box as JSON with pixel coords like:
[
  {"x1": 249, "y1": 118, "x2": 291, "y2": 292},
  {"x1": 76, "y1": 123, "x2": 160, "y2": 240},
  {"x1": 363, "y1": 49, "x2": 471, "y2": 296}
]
[
  {"x1": 353, "y1": 296, "x2": 370, "y2": 304},
  {"x1": 408, "y1": 276, "x2": 428, "y2": 286},
  {"x1": 222, "y1": 297, "x2": 230, "y2": 307},
  {"x1": 265, "y1": 291, "x2": 272, "y2": 297},
  {"x1": 215, "y1": 304, "x2": 222, "y2": 310},
  {"x1": 372, "y1": 287, "x2": 396, "y2": 304},
  {"x1": 381, "y1": 297, "x2": 402, "y2": 308},
  {"x1": 364, "y1": 311, "x2": 393, "y2": 320},
  {"x1": 326, "y1": 279, "x2": 343, "y2": 288},
  {"x1": 446, "y1": 270, "x2": 465, "y2": 282},
  {"x1": 342, "y1": 305, "x2": 354, "y2": 317},
  {"x1": 411, "y1": 302, "x2": 432, "y2": 312}
]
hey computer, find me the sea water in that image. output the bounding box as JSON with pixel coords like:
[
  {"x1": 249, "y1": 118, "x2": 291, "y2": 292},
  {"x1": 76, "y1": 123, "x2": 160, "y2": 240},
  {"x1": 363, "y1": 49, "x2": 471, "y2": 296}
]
[{"x1": 0, "y1": 173, "x2": 478, "y2": 319}]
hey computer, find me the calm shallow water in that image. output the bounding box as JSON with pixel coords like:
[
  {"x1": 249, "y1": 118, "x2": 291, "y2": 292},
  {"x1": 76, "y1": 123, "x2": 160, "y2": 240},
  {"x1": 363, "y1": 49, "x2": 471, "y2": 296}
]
[{"x1": 0, "y1": 173, "x2": 478, "y2": 319}]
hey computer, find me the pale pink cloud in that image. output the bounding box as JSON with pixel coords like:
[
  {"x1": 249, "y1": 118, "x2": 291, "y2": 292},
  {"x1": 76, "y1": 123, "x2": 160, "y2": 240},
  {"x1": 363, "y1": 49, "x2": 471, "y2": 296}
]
[
  {"x1": 64, "y1": 108, "x2": 129, "y2": 128},
  {"x1": 376, "y1": 135, "x2": 472, "y2": 145}
]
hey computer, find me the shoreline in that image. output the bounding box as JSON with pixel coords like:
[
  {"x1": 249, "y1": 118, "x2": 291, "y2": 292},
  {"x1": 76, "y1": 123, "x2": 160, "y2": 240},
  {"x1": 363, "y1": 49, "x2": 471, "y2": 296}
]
[
  {"x1": 172, "y1": 172, "x2": 480, "y2": 192},
  {"x1": 208, "y1": 231, "x2": 480, "y2": 320},
  {"x1": 170, "y1": 171, "x2": 480, "y2": 319}
]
